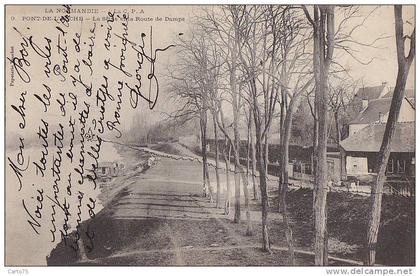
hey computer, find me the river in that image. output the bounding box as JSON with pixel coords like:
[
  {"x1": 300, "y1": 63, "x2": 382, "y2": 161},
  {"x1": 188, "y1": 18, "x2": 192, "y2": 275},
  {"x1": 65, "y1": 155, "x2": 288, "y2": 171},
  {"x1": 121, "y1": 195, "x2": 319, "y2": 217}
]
[{"x1": 5, "y1": 142, "x2": 122, "y2": 265}]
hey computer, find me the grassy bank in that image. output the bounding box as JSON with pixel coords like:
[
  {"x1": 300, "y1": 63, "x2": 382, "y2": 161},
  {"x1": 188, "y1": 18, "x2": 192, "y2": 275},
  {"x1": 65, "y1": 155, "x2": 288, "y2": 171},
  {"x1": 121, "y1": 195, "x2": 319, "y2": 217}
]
[{"x1": 279, "y1": 188, "x2": 415, "y2": 265}]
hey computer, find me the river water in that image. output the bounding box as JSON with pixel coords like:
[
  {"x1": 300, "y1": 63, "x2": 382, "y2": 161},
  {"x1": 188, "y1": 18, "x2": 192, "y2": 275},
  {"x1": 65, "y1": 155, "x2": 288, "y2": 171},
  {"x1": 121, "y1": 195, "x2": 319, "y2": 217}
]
[{"x1": 5, "y1": 142, "x2": 122, "y2": 265}]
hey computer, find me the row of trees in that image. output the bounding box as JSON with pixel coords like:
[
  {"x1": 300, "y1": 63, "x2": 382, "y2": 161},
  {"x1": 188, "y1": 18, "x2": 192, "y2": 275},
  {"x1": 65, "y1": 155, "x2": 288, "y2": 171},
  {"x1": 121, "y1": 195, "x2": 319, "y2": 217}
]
[{"x1": 167, "y1": 5, "x2": 414, "y2": 266}]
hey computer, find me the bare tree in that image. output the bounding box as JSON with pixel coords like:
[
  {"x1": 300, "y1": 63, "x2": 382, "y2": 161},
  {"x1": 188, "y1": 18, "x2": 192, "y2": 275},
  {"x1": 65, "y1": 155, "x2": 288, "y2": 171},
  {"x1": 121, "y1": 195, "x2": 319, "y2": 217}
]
[
  {"x1": 206, "y1": 39, "x2": 225, "y2": 209},
  {"x1": 304, "y1": 89, "x2": 318, "y2": 174},
  {"x1": 168, "y1": 29, "x2": 219, "y2": 202},
  {"x1": 211, "y1": 113, "x2": 222, "y2": 208},
  {"x1": 278, "y1": 76, "x2": 313, "y2": 264},
  {"x1": 246, "y1": 106, "x2": 258, "y2": 200},
  {"x1": 327, "y1": 78, "x2": 357, "y2": 147},
  {"x1": 219, "y1": 103, "x2": 233, "y2": 215},
  {"x1": 304, "y1": 5, "x2": 335, "y2": 265},
  {"x1": 199, "y1": 6, "x2": 254, "y2": 232},
  {"x1": 365, "y1": 5, "x2": 415, "y2": 266},
  {"x1": 233, "y1": 5, "x2": 286, "y2": 252},
  {"x1": 265, "y1": 6, "x2": 314, "y2": 264}
]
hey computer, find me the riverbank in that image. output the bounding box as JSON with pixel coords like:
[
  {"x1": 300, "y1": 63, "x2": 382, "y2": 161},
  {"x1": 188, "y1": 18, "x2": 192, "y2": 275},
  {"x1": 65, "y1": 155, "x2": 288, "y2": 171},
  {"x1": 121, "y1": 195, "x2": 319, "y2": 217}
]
[
  {"x1": 46, "y1": 142, "x2": 413, "y2": 266},
  {"x1": 46, "y1": 145, "x2": 352, "y2": 266},
  {"x1": 46, "y1": 142, "x2": 153, "y2": 265}
]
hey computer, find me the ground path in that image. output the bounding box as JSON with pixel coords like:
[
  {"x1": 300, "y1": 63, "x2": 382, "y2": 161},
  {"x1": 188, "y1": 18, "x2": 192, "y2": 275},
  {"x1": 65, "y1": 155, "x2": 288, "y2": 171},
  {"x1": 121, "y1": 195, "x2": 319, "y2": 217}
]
[{"x1": 47, "y1": 142, "x2": 362, "y2": 266}]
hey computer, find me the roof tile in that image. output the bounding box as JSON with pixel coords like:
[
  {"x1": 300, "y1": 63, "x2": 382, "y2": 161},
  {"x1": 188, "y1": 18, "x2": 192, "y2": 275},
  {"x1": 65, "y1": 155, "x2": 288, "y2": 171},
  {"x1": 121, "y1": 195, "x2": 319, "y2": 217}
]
[
  {"x1": 355, "y1": 84, "x2": 386, "y2": 100},
  {"x1": 340, "y1": 122, "x2": 415, "y2": 153},
  {"x1": 350, "y1": 98, "x2": 391, "y2": 124}
]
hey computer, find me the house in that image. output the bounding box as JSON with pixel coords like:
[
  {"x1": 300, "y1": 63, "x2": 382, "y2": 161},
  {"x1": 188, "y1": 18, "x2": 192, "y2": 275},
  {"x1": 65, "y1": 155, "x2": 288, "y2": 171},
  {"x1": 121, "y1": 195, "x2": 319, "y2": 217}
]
[
  {"x1": 339, "y1": 83, "x2": 415, "y2": 195},
  {"x1": 382, "y1": 88, "x2": 415, "y2": 99},
  {"x1": 350, "y1": 82, "x2": 388, "y2": 113},
  {"x1": 340, "y1": 122, "x2": 415, "y2": 180},
  {"x1": 96, "y1": 161, "x2": 124, "y2": 178},
  {"x1": 348, "y1": 97, "x2": 415, "y2": 135}
]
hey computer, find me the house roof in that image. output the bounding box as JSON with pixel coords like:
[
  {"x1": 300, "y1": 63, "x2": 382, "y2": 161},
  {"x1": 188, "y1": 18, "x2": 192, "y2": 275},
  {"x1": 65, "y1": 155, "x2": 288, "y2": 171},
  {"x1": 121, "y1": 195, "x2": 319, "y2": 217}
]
[
  {"x1": 340, "y1": 122, "x2": 415, "y2": 153},
  {"x1": 350, "y1": 97, "x2": 415, "y2": 124},
  {"x1": 98, "y1": 161, "x2": 117, "y2": 168},
  {"x1": 350, "y1": 98, "x2": 392, "y2": 124},
  {"x1": 383, "y1": 88, "x2": 415, "y2": 99},
  {"x1": 354, "y1": 84, "x2": 386, "y2": 100}
]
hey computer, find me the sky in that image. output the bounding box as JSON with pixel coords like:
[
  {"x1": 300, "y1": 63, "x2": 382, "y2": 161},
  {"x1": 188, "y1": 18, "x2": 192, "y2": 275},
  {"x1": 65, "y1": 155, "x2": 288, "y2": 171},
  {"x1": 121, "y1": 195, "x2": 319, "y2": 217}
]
[
  {"x1": 5, "y1": 5, "x2": 415, "y2": 135},
  {"x1": 153, "y1": 5, "x2": 416, "y2": 126},
  {"x1": 155, "y1": 5, "x2": 415, "y2": 127},
  {"x1": 334, "y1": 5, "x2": 415, "y2": 89}
]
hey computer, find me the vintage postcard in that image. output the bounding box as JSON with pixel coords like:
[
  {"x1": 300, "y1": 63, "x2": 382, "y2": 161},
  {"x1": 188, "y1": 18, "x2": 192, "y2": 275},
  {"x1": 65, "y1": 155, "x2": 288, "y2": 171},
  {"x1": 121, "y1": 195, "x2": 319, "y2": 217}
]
[{"x1": 4, "y1": 4, "x2": 415, "y2": 270}]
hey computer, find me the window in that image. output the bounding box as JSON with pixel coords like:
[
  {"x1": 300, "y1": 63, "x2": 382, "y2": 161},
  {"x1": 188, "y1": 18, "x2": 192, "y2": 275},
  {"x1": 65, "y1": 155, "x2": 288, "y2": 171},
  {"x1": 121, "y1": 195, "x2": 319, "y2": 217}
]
[
  {"x1": 397, "y1": 160, "x2": 406, "y2": 173},
  {"x1": 411, "y1": 158, "x2": 415, "y2": 176},
  {"x1": 102, "y1": 167, "x2": 106, "y2": 174},
  {"x1": 379, "y1": 112, "x2": 386, "y2": 123},
  {"x1": 387, "y1": 159, "x2": 394, "y2": 174}
]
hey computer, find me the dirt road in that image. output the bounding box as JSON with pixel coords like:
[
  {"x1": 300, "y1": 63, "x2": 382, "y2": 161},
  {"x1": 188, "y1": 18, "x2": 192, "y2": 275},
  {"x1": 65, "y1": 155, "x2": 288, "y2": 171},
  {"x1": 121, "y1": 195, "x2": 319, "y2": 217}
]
[
  {"x1": 47, "y1": 145, "x2": 303, "y2": 266},
  {"x1": 48, "y1": 143, "x2": 367, "y2": 266}
]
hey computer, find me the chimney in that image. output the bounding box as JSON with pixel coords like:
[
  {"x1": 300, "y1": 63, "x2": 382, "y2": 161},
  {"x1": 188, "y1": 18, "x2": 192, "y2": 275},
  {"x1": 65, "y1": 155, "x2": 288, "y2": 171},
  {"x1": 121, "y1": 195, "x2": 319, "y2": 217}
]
[
  {"x1": 379, "y1": 82, "x2": 388, "y2": 98},
  {"x1": 362, "y1": 99, "x2": 369, "y2": 110},
  {"x1": 379, "y1": 112, "x2": 386, "y2": 123}
]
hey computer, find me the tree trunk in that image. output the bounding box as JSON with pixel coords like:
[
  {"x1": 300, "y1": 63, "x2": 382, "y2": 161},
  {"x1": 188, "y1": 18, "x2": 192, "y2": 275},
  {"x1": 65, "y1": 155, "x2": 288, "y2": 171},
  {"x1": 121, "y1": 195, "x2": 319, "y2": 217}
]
[
  {"x1": 313, "y1": 6, "x2": 334, "y2": 266},
  {"x1": 229, "y1": 35, "x2": 241, "y2": 223},
  {"x1": 237, "y1": 164, "x2": 253, "y2": 236},
  {"x1": 250, "y1": 112, "x2": 258, "y2": 200},
  {"x1": 213, "y1": 113, "x2": 221, "y2": 208},
  {"x1": 334, "y1": 111, "x2": 341, "y2": 147},
  {"x1": 278, "y1": 93, "x2": 285, "y2": 211},
  {"x1": 233, "y1": 117, "x2": 242, "y2": 223},
  {"x1": 224, "y1": 143, "x2": 232, "y2": 215},
  {"x1": 256, "y1": 134, "x2": 271, "y2": 252},
  {"x1": 205, "y1": 162, "x2": 213, "y2": 202},
  {"x1": 240, "y1": 112, "x2": 253, "y2": 235},
  {"x1": 200, "y1": 111, "x2": 214, "y2": 202},
  {"x1": 233, "y1": 151, "x2": 241, "y2": 223},
  {"x1": 264, "y1": 134, "x2": 269, "y2": 174},
  {"x1": 365, "y1": 5, "x2": 415, "y2": 265},
  {"x1": 247, "y1": 112, "x2": 251, "y2": 178},
  {"x1": 200, "y1": 115, "x2": 208, "y2": 198},
  {"x1": 312, "y1": 115, "x2": 318, "y2": 175},
  {"x1": 264, "y1": 132, "x2": 270, "y2": 207},
  {"x1": 279, "y1": 95, "x2": 302, "y2": 265},
  {"x1": 242, "y1": 172, "x2": 253, "y2": 236}
]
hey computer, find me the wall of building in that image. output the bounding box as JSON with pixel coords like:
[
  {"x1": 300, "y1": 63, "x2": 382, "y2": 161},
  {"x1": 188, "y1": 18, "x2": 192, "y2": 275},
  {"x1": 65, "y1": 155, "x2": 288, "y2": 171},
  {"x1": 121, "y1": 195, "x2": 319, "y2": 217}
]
[
  {"x1": 345, "y1": 156, "x2": 369, "y2": 175},
  {"x1": 342, "y1": 151, "x2": 414, "y2": 178},
  {"x1": 348, "y1": 99, "x2": 414, "y2": 136}
]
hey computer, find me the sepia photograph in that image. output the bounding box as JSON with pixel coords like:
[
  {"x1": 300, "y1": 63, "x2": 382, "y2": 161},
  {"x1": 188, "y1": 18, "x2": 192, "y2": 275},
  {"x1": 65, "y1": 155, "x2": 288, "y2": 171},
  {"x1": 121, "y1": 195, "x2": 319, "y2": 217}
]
[{"x1": 3, "y1": 2, "x2": 416, "y2": 274}]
